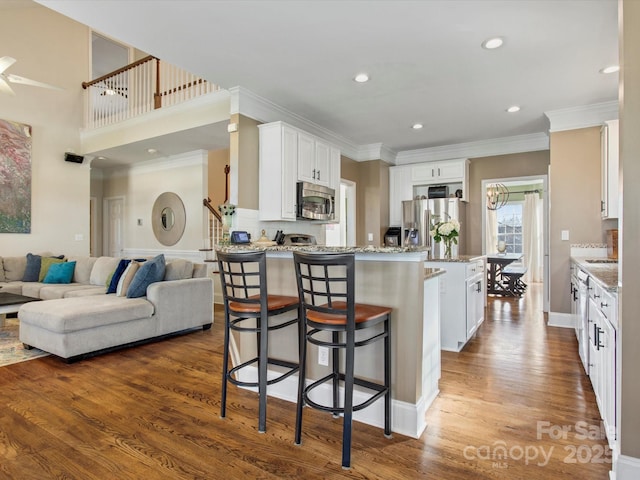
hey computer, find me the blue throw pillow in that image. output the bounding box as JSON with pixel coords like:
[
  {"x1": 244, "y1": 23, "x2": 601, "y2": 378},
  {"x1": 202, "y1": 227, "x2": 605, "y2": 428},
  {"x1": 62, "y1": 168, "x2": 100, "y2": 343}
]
[
  {"x1": 107, "y1": 259, "x2": 131, "y2": 294},
  {"x1": 126, "y1": 254, "x2": 166, "y2": 298},
  {"x1": 23, "y1": 253, "x2": 42, "y2": 282},
  {"x1": 43, "y1": 261, "x2": 76, "y2": 284}
]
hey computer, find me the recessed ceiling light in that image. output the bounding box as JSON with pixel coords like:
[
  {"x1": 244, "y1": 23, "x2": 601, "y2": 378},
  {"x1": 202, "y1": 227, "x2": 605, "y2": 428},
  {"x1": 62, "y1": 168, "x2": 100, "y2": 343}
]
[
  {"x1": 97, "y1": 156, "x2": 106, "y2": 160},
  {"x1": 506, "y1": 105, "x2": 521, "y2": 113},
  {"x1": 354, "y1": 73, "x2": 369, "y2": 83},
  {"x1": 482, "y1": 37, "x2": 504, "y2": 49},
  {"x1": 147, "y1": 148, "x2": 158, "y2": 154},
  {"x1": 600, "y1": 65, "x2": 620, "y2": 74},
  {"x1": 412, "y1": 123, "x2": 424, "y2": 130},
  {"x1": 105, "y1": 89, "x2": 116, "y2": 96}
]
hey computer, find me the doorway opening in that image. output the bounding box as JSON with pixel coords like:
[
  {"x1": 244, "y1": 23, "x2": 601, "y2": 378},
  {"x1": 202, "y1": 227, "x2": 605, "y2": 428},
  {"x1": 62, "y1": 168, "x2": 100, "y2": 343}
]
[
  {"x1": 482, "y1": 175, "x2": 549, "y2": 312},
  {"x1": 325, "y1": 179, "x2": 356, "y2": 246}
]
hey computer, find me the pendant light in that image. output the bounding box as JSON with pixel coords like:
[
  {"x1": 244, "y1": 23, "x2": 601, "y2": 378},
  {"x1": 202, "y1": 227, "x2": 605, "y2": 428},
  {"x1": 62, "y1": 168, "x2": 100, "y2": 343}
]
[{"x1": 486, "y1": 183, "x2": 509, "y2": 210}]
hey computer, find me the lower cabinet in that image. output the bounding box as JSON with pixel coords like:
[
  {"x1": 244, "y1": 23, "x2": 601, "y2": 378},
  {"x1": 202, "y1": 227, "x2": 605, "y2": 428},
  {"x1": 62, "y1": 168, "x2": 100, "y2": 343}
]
[
  {"x1": 424, "y1": 258, "x2": 485, "y2": 352},
  {"x1": 587, "y1": 280, "x2": 617, "y2": 449}
]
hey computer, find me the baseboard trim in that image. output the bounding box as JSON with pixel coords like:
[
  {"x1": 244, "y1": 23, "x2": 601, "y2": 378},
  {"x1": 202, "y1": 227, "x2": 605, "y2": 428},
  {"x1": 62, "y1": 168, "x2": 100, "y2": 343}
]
[
  {"x1": 547, "y1": 311, "x2": 575, "y2": 328},
  {"x1": 234, "y1": 365, "x2": 432, "y2": 439},
  {"x1": 615, "y1": 454, "x2": 640, "y2": 480}
]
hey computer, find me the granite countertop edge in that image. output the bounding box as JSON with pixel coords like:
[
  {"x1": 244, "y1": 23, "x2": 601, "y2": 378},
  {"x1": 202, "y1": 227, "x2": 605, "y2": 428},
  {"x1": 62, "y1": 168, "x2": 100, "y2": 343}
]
[
  {"x1": 215, "y1": 244, "x2": 431, "y2": 254},
  {"x1": 571, "y1": 256, "x2": 618, "y2": 292}
]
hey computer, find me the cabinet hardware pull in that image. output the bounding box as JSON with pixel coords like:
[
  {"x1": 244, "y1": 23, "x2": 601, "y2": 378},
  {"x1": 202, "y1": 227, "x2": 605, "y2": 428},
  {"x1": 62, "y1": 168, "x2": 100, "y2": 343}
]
[
  {"x1": 601, "y1": 302, "x2": 608, "y2": 308},
  {"x1": 312, "y1": 168, "x2": 316, "y2": 179},
  {"x1": 431, "y1": 168, "x2": 434, "y2": 177},
  {"x1": 438, "y1": 168, "x2": 441, "y2": 176},
  {"x1": 594, "y1": 294, "x2": 600, "y2": 299},
  {"x1": 317, "y1": 170, "x2": 320, "y2": 180}
]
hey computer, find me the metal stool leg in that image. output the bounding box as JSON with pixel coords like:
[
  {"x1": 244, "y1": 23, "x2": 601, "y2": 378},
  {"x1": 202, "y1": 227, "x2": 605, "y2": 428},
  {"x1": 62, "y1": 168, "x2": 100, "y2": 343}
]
[
  {"x1": 295, "y1": 306, "x2": 307, "y2": 446},
  {"x1": 341, "y1": 328, "x2": 355, "y2": 469},
  {"x1": 220, "y1": 309, "x2": 231, "y2": 419}
]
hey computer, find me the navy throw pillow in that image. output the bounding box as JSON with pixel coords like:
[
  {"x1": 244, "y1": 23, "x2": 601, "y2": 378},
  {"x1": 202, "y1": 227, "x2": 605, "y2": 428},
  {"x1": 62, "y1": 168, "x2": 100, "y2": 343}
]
[
  {"x1": 126, "y1": 254, "x2": 166, "y2": 298},
  {"x1": 107, "y1": 259, "x2": 131, "y2": 294},
  {"x1": 22, "y1": 253, "x2": 42, "y2": 282}
]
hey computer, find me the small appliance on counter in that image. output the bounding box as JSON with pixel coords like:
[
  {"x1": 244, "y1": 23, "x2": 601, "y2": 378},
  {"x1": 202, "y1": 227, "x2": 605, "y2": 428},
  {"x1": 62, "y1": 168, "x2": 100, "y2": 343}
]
[
  {"x1": 282, "y1": 233, "x2": 317, "y2": 246},
  {"x1": 384, "y1": 227, "x2": 402, "y2": 246}
]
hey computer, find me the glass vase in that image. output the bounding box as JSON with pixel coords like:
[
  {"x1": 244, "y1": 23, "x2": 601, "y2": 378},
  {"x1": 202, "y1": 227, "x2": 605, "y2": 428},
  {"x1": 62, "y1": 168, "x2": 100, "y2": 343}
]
[{"x1": 444, "y1": 238, "x2": 453, "y2": 258}]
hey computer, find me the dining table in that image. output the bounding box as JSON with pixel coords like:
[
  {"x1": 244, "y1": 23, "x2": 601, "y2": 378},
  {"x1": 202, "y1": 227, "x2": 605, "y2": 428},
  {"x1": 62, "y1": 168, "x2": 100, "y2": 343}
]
[{"x1": 486, "y1": 253, "x2": 524, "y2": 295}]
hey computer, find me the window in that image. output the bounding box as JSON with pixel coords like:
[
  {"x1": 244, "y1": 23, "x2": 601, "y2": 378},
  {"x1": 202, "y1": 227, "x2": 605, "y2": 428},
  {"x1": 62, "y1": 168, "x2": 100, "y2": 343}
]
[{"x1": 497, "y1": 203, "x2": 523, "y2": 254}]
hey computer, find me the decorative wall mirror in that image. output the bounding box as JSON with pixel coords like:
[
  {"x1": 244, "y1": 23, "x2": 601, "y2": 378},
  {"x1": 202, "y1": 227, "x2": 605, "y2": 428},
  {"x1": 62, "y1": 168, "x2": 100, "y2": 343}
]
[{"x1": 152, "y1": 192, "x2": 186, "y2": 246}]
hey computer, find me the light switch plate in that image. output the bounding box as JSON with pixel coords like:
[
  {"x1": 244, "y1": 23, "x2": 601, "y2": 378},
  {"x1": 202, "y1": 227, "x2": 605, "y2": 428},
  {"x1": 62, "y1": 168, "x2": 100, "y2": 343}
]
[
  {"x1": 368, "y1": 233, "x2": 374, "y2": 242},
  {"x1": 561, "y1": 230, "x2": 569, "y2": 241}
]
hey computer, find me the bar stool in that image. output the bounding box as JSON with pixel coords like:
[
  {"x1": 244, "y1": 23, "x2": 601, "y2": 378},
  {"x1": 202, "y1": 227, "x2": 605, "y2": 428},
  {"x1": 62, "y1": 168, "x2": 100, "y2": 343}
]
[
  {"x1": 217, "y1": 250, "x2": 300, "y2": 433},
  {"x1": 292, "y1": 251, "x2": 392, "y2": 469}
]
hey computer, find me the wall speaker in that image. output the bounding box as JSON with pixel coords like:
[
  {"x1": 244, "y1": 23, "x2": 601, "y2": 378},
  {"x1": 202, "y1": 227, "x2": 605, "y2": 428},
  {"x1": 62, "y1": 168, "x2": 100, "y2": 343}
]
[{"x1": 64, "y1": 152, "x2": 84, "y2": 164}]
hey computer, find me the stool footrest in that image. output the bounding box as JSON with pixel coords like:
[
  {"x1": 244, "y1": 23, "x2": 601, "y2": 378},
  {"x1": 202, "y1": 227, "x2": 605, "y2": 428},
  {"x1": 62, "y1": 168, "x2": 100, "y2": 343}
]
[
  {"x1": 228, "y1": 356, "x2": 299, "y2": 388},
  {"x1": 303, "y1": 372, "x2": 388, "y2": 414}
]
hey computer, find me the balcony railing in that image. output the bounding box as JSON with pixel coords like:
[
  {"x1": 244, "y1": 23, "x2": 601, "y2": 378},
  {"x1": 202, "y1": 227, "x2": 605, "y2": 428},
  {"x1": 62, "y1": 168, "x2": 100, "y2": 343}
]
[{"x1": 82, "y1": 55, "x2": 219, "y2": 129}]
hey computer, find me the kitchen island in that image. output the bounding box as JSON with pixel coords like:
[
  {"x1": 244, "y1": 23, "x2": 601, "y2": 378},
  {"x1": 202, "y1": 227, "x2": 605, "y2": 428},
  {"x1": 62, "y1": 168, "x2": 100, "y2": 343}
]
[{"x1": 216, "y1": 244, "x2": 442, "y2": 439}]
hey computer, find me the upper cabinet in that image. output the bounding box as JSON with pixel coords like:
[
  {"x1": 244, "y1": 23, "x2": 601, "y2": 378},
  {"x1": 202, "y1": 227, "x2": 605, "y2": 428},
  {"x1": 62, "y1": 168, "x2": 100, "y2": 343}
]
[
  {"x1": 411, "y1": 159, "x2": 466, "y2": 183},
  {"x1": 389, "y1": 158, "x2": 469, "y2": 226},
  {"x1": 601, "y1": 119, "x2": 619, "y2": 219},
  {"x1": 298, "y1": 133, "x2": 334, "y2": 188},
  {"x1": 259, "y1": 121, "x2": 340, "y2": 221}
]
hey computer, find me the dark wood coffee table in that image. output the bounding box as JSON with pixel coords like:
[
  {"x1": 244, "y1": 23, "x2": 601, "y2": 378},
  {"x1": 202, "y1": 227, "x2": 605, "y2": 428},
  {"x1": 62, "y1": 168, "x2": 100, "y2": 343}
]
[{"x1": 0, "y1": 292, "x2": 40, "y2": 326}]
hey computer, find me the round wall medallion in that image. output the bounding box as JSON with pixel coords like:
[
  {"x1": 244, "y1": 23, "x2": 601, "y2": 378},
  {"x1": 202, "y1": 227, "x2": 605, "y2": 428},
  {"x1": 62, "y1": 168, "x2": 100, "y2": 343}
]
[{"x1": 152, "y1": 192, "x2": 186, "y2": 246}]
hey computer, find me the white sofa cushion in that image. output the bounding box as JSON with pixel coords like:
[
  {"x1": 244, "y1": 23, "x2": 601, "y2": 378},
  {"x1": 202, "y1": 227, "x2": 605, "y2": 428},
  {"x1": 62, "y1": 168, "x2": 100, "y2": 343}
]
[
  {"x1": 39, "y1": 284, "x2": 106, "y2": 300},
  {"x1": 3, "y1": 256, "x2": 26, "y2": 281},
  {"x1": 164, "y1": 259, "x2": 194, "y2": 281},
  {"x1": 68, "y1": 256, "x2": 98, "y2": 284},
  {"x1": 89, "y1": 257, "x2": 120, "y2": 286},
  {"x1": 19, "y1": 296, "x2": 155, "y2": 333}
]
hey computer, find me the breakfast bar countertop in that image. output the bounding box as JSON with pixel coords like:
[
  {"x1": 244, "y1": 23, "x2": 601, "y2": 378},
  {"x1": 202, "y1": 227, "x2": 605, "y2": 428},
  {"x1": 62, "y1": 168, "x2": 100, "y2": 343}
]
[{"x1": 216, "y1": 244, "x2": 431, "y2": 254}]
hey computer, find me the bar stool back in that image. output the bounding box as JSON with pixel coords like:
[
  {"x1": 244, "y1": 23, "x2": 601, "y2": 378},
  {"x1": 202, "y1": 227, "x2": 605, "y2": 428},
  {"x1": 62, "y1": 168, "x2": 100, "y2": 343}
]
[
  {"x1": 217, "y1": 250, "x2": 300, "y2": 433},
  {"x1": 292, "y1": 251, "x2": 392, "y2": 469}
]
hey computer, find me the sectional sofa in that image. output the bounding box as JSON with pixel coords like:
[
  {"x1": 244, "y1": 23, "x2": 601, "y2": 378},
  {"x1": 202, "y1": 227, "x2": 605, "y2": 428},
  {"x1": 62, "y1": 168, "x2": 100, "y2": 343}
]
[{"x1": 0, "y1": 253, "x2": 213, "y2": 362}]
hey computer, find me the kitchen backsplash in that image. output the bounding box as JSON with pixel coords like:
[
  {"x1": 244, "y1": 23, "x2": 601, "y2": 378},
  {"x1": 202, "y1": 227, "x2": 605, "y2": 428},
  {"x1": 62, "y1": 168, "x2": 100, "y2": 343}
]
[
  {"x1": 233, "y1": 208, "x2": 327, "y2": 244},
  {"x1": 570, "y1": 244, "x2": 607, "y2": 257}
]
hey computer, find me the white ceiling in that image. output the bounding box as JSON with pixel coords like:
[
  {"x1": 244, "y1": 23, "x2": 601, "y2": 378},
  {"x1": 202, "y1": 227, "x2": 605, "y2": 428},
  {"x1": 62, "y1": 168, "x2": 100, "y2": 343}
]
[{"x1": 36, "y1": 0, "x2": 619, "y2": 162}]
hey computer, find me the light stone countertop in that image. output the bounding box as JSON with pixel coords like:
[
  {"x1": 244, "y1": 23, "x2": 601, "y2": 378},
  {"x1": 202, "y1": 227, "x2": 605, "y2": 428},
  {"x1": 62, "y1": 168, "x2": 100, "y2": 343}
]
[
  {"x1": 572, "y1": 256, "x2": 618, "y2": 291},
  {"x1": 216, "y1": 244, "x2": 431, "y2": 254}
]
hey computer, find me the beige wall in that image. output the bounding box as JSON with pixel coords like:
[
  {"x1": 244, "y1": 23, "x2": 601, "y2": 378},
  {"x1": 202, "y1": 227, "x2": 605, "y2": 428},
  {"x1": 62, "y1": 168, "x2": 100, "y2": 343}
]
[
  {"x1": 549, "y1": 127, "x2": 602, "y2": 313},
  {"x1": 229, "y1": 114, "x2": 260, "y2": 209},
  {"x1": 101, "y1": 152, "x2": 208, "y2": 251},
  {"x1": 619, "y1": 0, "x2": 640, "y2": 461},
  {"x1": 0, "y1": 4, "x2": 90, "y2": 257},
  {"x1": 340, "y1": 157, "x2": 389, "y2": 246},
  {"x1": 208, "y1": 148, "x2": 229, "y2": 209},
  {"x1": 467, "y1": 151, "x2": 550, "y2": 255}
]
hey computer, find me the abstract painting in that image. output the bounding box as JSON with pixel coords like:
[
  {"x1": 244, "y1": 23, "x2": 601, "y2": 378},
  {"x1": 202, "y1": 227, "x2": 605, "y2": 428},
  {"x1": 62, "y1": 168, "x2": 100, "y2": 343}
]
[{"x1": 0, "y1": 119, "x2": 31, "y2": 233}]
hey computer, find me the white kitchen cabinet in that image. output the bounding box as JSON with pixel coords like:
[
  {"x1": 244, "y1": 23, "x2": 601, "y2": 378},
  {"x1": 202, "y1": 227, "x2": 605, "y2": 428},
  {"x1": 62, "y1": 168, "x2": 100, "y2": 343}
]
[
  {"x1": 587, "y1": 280, "x2": 617, "y2": 449},
  {"x1": 259, "y1": 121, "x2": 340, "y2": 221},
  {"x1": 424, "y1": 257, "x2": 486, "y2": 352},
  {"x1": 258, "y1": 122, "x2": 298, "y2": 221},
  {"x1": 412, "y1": 159, "x2": 466, "y2": 183},
  {"x1": 389, "y1": 165, "x2": 413, "y2": 226},
  {"x1": 298, "y1": 134, "x2": 332, "y2": 187},
  {"x1": 601, "y1": 119, "x2": 619, "y2": 219}
]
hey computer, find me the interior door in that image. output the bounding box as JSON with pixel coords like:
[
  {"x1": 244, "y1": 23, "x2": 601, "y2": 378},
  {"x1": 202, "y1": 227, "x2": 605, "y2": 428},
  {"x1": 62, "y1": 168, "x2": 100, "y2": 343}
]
[{"x1": 104, "y1": 197, "x2": 124, "y2": 258}]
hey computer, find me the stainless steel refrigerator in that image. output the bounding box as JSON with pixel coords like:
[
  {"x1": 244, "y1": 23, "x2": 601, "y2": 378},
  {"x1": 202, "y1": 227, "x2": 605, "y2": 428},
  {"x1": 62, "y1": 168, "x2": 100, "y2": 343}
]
[{"x1": 401, "y1": 198, "x2": 466, "y2": 256}]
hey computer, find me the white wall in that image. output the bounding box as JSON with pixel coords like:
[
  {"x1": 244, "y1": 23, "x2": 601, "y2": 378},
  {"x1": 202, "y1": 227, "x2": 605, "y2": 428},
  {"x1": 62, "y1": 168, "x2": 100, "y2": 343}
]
[
  {"x1": 101, "y1": 151, "x2": 208, "y2": 253},
  {"x1": 0, "y1": 3, "x2": 90, "y2": 257}
]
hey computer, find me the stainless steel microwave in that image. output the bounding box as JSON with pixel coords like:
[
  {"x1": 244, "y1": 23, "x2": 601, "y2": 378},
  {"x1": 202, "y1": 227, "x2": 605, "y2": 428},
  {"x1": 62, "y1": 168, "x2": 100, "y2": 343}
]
[{"x1": 296, "y1": 181, "x2": 335, "y2": 221}]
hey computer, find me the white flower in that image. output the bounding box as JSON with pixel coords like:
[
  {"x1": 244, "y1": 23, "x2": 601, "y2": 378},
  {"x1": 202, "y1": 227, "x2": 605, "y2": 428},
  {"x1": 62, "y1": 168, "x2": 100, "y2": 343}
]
[{"x1": 438, "y1": 222, "x2": 454, "y2": 236}]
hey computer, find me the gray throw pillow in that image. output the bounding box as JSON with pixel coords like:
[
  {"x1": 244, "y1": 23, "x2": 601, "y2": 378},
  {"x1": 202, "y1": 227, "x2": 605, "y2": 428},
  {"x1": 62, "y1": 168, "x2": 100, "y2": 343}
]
[{"x1": 22, "y1": 253, "x2": 42, "y2": 282}]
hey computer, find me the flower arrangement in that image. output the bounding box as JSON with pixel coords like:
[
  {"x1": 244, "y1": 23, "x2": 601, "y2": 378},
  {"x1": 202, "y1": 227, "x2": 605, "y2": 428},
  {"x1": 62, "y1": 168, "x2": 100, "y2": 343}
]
[
  {"x1": 218, "y1": 203, "x2": 236, "y2": 244},
  {"x1": 430, "y1": 218, "x2": 460, "y2": 257},
  {"x1": 218, "y1": 203, "x2": 236, "y2": 217}
]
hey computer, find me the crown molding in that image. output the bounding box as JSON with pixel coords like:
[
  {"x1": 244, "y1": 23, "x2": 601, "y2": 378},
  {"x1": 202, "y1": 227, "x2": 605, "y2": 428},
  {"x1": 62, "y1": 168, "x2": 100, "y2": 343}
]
[
  {"x1": 394, "y1": 132, "x2": 549, "y2": 165},
  {"x1": 545, "y1": 100, "x2": 618, "y2": 132},
  {"x1": 229, "y1": 86, "x2": 365, "y2": 160},
  {"x1": 104, "y1": 150, "x2": 208, "y2": 178}
]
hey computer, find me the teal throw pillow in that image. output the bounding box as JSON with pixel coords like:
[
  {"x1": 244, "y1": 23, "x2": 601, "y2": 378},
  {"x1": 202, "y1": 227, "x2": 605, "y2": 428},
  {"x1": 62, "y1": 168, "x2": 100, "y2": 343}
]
[
  {"x1": 126, "y1": 254, "x2": 165, "y2": 298},
  {"x1": 43, "y1": 261, "x2": 76, "y2": 284},
  {"x1": 22, "y1": 253, "x2": 42, "y2": 282}
]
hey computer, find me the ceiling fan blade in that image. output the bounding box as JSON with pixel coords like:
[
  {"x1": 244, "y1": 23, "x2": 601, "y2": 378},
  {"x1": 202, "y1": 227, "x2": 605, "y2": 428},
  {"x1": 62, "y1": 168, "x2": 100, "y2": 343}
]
[
  {"x1": 5, "y1": 73, "x2": 63, "y2": 91},
  {"x1": 0, "y1": 77, "x2": 16, "y2": 96},
  {"x1": 0, "y1": 56, "x2": 16, "y2": 75}
]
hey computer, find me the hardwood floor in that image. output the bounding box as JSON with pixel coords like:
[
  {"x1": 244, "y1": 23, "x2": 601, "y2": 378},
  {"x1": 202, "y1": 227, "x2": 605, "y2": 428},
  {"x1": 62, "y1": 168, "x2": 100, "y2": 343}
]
[{"x1": 0, "y1": 285, "x2": 610, "y2": 479}]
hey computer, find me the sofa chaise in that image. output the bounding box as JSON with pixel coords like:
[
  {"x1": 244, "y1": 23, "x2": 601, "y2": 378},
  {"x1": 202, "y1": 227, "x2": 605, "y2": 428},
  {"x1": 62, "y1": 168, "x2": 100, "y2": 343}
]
[{"x1": 0, "y1": 254, "x2": 213, "y2": 362}]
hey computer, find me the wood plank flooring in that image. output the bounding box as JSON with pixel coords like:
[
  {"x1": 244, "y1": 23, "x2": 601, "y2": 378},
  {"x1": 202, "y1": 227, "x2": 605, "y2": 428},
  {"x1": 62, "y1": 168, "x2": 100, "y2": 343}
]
[{"x1": 0, "y1": 284, "x2": 611, "y2": 479}]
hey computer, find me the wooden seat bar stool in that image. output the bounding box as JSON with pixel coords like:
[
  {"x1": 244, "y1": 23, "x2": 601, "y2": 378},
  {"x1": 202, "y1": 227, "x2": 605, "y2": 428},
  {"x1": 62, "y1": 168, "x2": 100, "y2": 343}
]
[
  {"x1": 217, "y1": 250, "x2": 300, "y2": 433},
  {"x1": 292, "y1": 251, "x2": 392, "y2": 469}
]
